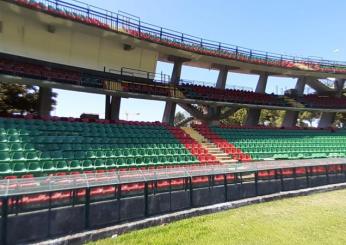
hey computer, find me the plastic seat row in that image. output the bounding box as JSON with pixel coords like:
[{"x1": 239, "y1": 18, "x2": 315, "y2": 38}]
[
  {"x1": 210, "y1": 126, "x2": 346, "y2": 161},
  {"x1": 0, "y1": 117, "x2": 200, "y2": 177}
]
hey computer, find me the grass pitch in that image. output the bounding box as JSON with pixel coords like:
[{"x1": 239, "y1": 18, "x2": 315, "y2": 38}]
[{"x1": 90, "y1": 189, "x2": 346, "y2": 245}]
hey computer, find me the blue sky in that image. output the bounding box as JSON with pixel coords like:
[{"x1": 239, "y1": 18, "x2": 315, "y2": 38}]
[{"x1": 54, "y1": 0, "x2": 346, "y2": 121}]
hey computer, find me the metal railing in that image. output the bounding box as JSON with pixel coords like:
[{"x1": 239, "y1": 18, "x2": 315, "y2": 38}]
[
  {"x1": 8, "y1": 0, "x2": 346, "y2": 73},
  {"x1": 1, "y1": 158, "x2": 346, "y2": 197}
]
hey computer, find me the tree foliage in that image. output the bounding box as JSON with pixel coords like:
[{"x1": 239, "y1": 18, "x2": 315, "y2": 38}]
[
  {"x1": 0, "y1": 83, "x2": 57, "y2": 115},
  {"x1": 259, "y1": 109, "x2": 285, "y2": 127},
  {"x1": 297, "y1": 111, "x2": 321, "y2": 127},
  {"x1": 221, "y1": 108, "x2": 248, "y2": 126},
  {"x1": 174, "y1": 111, "x2": 186, "y2": 125},
  {"x1": 334, "y1": 113, "x2": 346, "y2": 128}
]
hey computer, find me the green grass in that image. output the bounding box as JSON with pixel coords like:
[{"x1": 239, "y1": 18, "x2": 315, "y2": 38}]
[{"x1": 90, "y1": 189, "x2": 346, "y2": 245}]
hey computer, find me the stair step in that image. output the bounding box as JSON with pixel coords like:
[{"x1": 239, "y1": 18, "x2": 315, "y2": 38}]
[
  {"x1": 213, "y1": 153, "x2": 229, "y2": 156},
  {"x1": 219, "y1": 159, "x2": 238, "y2": 163},
  {"x1": 217, "y1": 156, "x2": 232, "y2": 159},
  {"x1": 182, "y1": 127, "x2": 237, "y2": 164}
]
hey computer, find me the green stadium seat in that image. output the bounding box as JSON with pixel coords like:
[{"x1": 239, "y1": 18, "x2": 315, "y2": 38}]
[
  {"x1": 13, "y1": 162, "x2": 27, "y2": 174},
  {"x1": 0, "y1": 163, "x2": 11, "y2": 175}
]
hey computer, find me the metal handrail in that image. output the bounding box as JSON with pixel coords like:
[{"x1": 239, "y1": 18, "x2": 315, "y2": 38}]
[
  {"x1": 8, "y1": 0, "x2": 346, "y2": 73},
  {"x1": 0, "y1": 158, "x2": 345, "y2": 197}
]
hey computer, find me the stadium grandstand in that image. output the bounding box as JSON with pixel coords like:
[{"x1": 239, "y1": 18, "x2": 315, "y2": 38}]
[{"x1": 0, "y1": 0, "x2": 346, "y2": 244}]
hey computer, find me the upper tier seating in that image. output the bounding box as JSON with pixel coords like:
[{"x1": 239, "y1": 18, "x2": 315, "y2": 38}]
[
  {"x1": 0, "y1": 57, "x2": 81, "y2": 83},
  {"x1": 12, "y1": 0, "x2": 346, "y2": 74},
  {"x1": 0, "y1": 117, "x2": 201, "y2": 177},
  {"x1": 179, "y1": 83, "x2": 289, "y2": 107},
  {"x1": 295, "y1": 94, "x2": 346, "y2": 109},
  {"x1": 209, "y1": 126, "x2": 346, "y2": 160},
  {"x1": 2, "y1": 55, "x2": 346, "y2": 110}
]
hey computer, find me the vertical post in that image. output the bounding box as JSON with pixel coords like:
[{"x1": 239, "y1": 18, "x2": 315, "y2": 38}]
[
  {"x1": 223, "y1": 174, "x2": 228, "y2": 202},
  {"x1": 84, "y1": 188, "x2": 90, "y2": 229},
  {"x1": 144, "y1": 182, "x2": 149, "y2": 217},
  {"x1": 293, "y1": 168, "x2": 297, "y2": 190},
  {"x1": 254, "y1": 172, "x2": 258, "y2": 196},
  {"x1": 116, "y1": 14, "x2": 119, "y2": 31},
  {"x1": 47, "y1": 192, "x2": 52, "y2": 238},
  {"x1": 325, "y1": 166, "x2": 329, "y2": 184},
  {"x1": 117, "y1": 184, "x2": 121, "y2": 221},
  {"x1": 280, "y1": 169, "x2": 284, "y2": 191},
  {"x1": 1, "y1": 197, "x2": 8, "y2": 245},
  {"x1": 189, "y1": 177, "x2": 193, "y2": 208},
  {"x1": 305, "y1": 167, "x2": 310, "y2": 187},
  {"x1": 169, "y1": 179, "x2": 172, "y2": 211}
]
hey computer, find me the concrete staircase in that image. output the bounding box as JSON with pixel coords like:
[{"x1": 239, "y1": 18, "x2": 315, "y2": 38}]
[{"x1": 182, "y1": 127, "x2": 237, "y2": 164}]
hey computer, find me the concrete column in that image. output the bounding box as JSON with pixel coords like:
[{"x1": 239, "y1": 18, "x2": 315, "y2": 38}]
[
  {"x1": 38, "y1": 87, "x2": 52, "y2": 117},
  {"x1": 207, "y1": 66, "x2": 229, "y2": 125},
  {"x1": 105, "y1": 95, "x2": 111, "y2": 120},
  {"x1": 110, "y1": 96, "x2": 121, "y2": 120},
  {"x1": 245, "y1": 73, "x2": 269, "y2": 126},
  {"x1": 318, "y1": 113, "x2": 336, "y2": 128},
  {"x1": 318, "y1": 79, "x2": 345, "y2": 128},
  {"x1": 162, "y1": 60, "x2": 184, "y2": 125},
  {"x1": 282, "y1": 77, "x2": 306, "y2": 128},
  {"x1": 215, "y1": 66, "x2": 229, "y2": 89}
]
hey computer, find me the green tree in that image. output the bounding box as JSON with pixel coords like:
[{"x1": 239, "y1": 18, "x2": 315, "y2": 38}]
[
  {"x1": 174, "y1": 111, "x2": 186, "y2": 125},
  {"x1": 297, "y1": 111, "x2": 321, "y2": 127},
  {"x1": 334, "y1": 112, "x2": 346, "y2": 128},
  {"x1": 259, "y1": 109, "x2": 285, "y2": 127},
  {"x1": 0, "y1": 83, "x2": 57, "y2": 115},
  {"x1": 221, "y1": 108, "x2": 248, "y2": 126}
]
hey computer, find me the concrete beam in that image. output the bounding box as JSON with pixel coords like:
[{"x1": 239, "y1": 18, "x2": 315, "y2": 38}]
[
  {"x1": 305, "y1": 78, "x2": 333, "y2": 93},
  {"x1": 38, "y1": 87, "x2": 52, "y2": 117},
  {"x1": 282, "y1": 77, "x2": 306, "y2": 127},
  {"x1": 162, "y1": 59, "x2": 184, "y2": 125},
  {"x1": 179, "y1": 104, "x2": 205, "y2": 120},
  {"x1": 245, "y1": 73, "x2": 269, "y2": 126}
]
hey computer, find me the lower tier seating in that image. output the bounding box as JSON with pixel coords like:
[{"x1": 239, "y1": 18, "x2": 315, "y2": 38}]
[
  {"x1": 0, "y1": 116, "x2": 202, "y2": 177},
  {"x1": 210, "y1": 126, "x2": 346, "y2": 160},
  {"x1": 192, "y1": 124, "x2": 251, "y2": 161}
]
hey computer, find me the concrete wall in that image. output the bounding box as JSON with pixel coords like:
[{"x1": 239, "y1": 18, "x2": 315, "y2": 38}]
[
  {"x1": 0, "y1": 2, "x2": 158, "y2": 73},
  {"x1": 1, "y1": 174, "x2": 345, "y2": 244}
]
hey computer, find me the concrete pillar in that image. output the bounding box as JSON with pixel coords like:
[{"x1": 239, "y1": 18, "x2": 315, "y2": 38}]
[
  {"x1": 105, "y1": 95, "x2": 121, "y2": 120},
  {"x1": 105, "y1": 95, "x2": 111, "y2": 120},
  {"x1": 282, "y1": 77, "x2": 306, "y2": 128},
  {"x1": 318, "y1": 113, "x2": 336, "y2": 128},
  {"x1": 207, "y1": 66, "x2": 229, "y2": 125},
  {"x1": 245, "y1": 73, "x2": 269, "y2": 126},
  {"x1": 215, "y1": 66, "x2": 229, "y2": 89},
  {"x1": 38, "y1": 87, "x2": 52, "y2": 117},
  {"x1": 162, "y1": 59, "x2": 184, "y2": 125},
  {"x1": 318, "y1": 79, "x2": 345, "y2": 128},
  {"x1": 110, "y1": 96, "x2": 121, "y2": 120}
]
